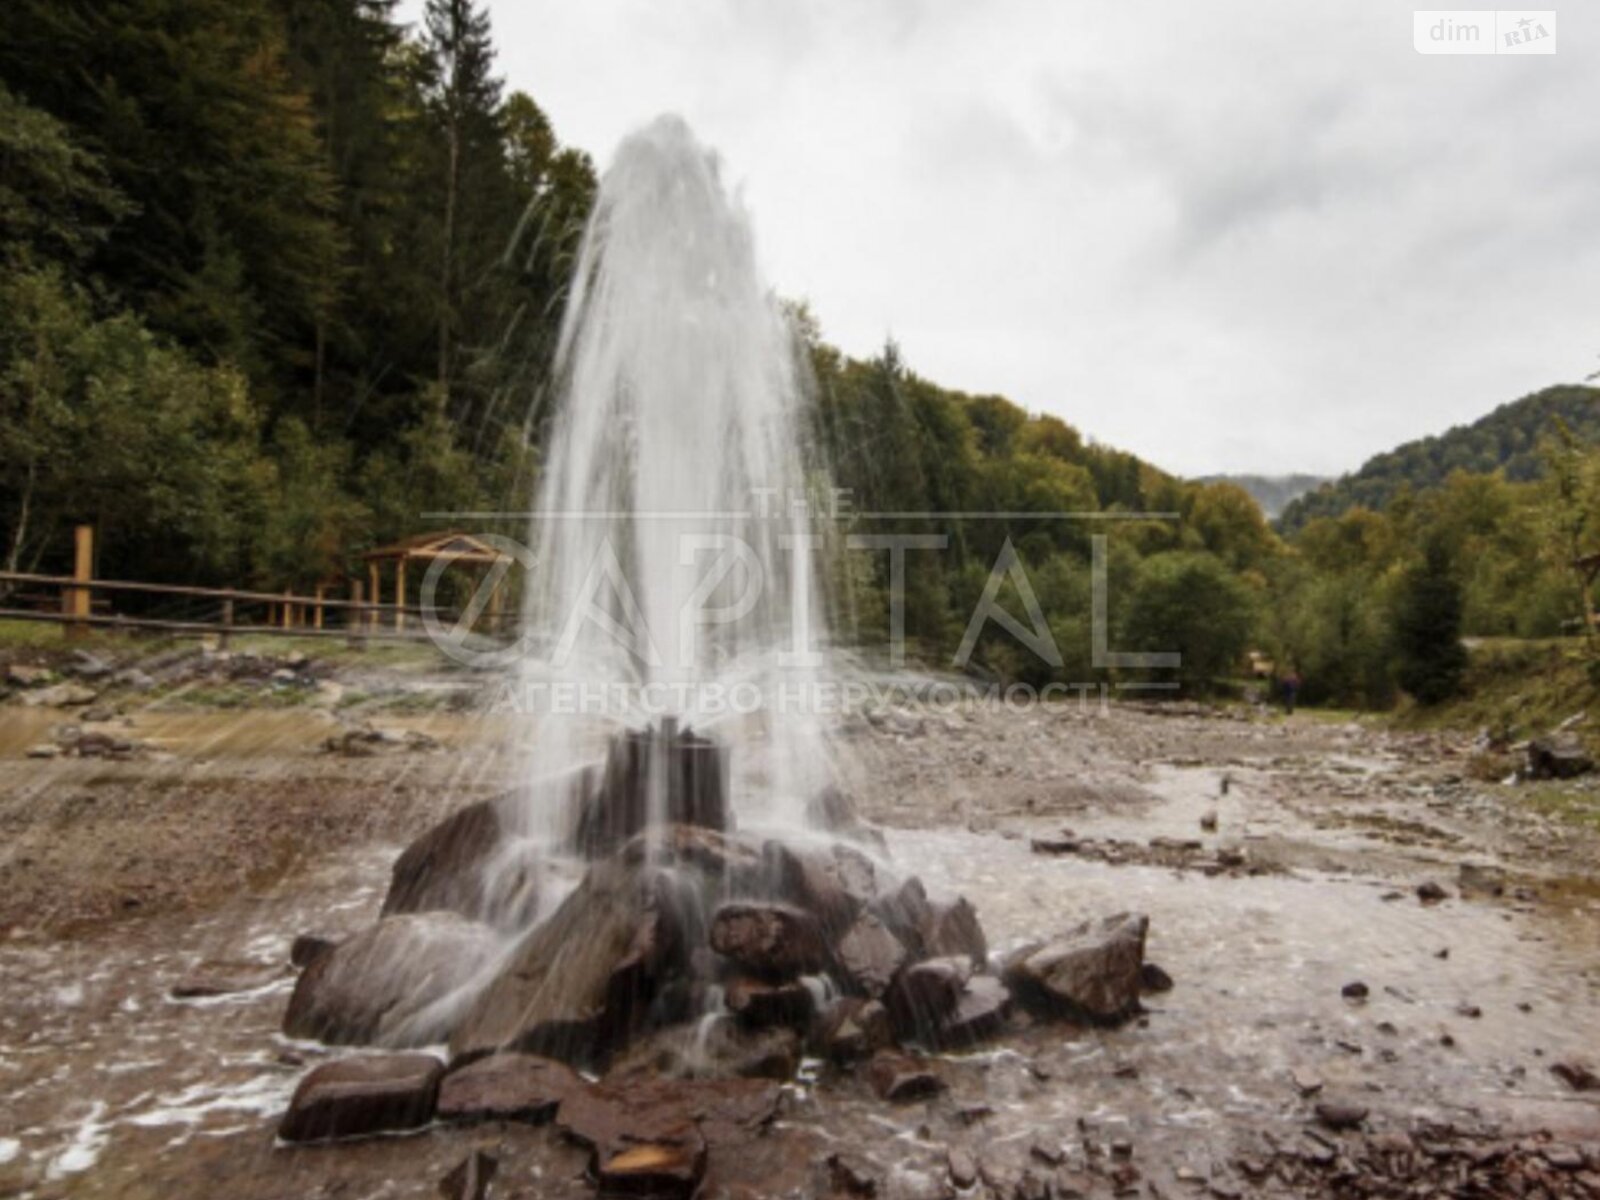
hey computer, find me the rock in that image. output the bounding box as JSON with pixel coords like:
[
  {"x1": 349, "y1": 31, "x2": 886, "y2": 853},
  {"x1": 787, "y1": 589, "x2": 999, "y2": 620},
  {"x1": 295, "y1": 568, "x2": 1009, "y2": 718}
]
[
  {"x1": 1416, "y1": 881, "x2": 1449, "y2": 904},
  {"x1": 620, "y1": 824, "x2": 764, "y2": 890},
  {"x1": 1030, "y1": 836, "x2": 1079, "y2": 855},
  {"x1": 724, "y1": 976, "x2": 815, "y2": 1028},
  {"x1": 381, "y1": 798, "x2": 540, "y2": 929},
  {"x1": 1551, "y1": 1061, "x2": 1600, "y2": 1092},
  {"x1": 1200, "y1": 810, "x2": 1218, "y2": 832},
  {"x1": 885, "y1": 957, "x2": 970, "y2": 1043},
  {"x1": 171, "y1": 961, "x2": 283, "y2": 998},
  {"x1": 450, "y1": 858, "x2": 693, "y2": 1067},
  {"x1": 1527, "y1": 735, "x2": 1592, "y2": 780},
  {"x1": 66, "y1": 650, "x2": 113, "y2": 679},
  {"x1": 111, "y1": 668, "x2": 155, "y2": 691},
  {"x1": 948, "y1": 1147, "x2": 978, "y2": 1190},
  {"x1": 710, "y1": 902, "x2": 829, "y2": 979},
  {"x1": 866, "y1": 1051, "x2": 946, "y2": 1102},
  {"x1": 1341, "y1": 981, "x2": 1369, "y2": 1000},
  {"x1": 930, "y1": 976, "x2": 1011, "y2": 1049},
  {"x1": 557, "y1": 1075, "x2": 781, "y2": 1158},
  {"x1": 829, "y1": 1151, "x2": 880, "y2": 1196},
  {"x1": 290, "y1": 934, "x2": 336, "y2": 968},
  {"x1": 597, "y1": 1135, "x2": 706, "y2": 1199},
  {"x1": 439, "y1": 1151, "x2": 498, "y2": 1200},
  {"x1": 1313, "y1": 1101, "x2": 1369, "y2": 1131},
  {"x1": 814, "y1": 997, "x2": 892, "y2": 1062},
  {"x1": 571, "y1": 722, "x2": 729, "y2": 857},
  {"x1": 277, "y1": 1053, "x2": 443, "y2": 1142},
  {"x1": 1138, "y1": 962, "x2": 1174, "y2": 993},
  {"x1": 919, "y1": 896, "x2": 988, "y2": 969},
  {"x1": 24, "y1": 743, "x2": 60, "y2": 759},
  {"x1": 284, "y1": 911, "x2": 499, "y2": 1047},
  {"x1": 806, "y1": 785, "x2": 887, "y2": 850},
  {"x1": 20, "y1": 682, "x2": 97, "y2": 708},
  {"x1": 1458, "y1": 862, "x2": 1506, "y2": 898},
  {"x1": 436, "y1": 1052, "x2": 584, "y2": 1123},
  {"x1": 6, "y1": 664, "x2": 50, "y2": 686},
  {"x1": 1456, "y1": 1002, "x2": 1482, "y2": 1018},
  {"x1": 1291, "y1": 1068, "x2": 1323, "y2": 1096},
  {"x1": 1001, "y1": 912, "x2": 1148, "y2": 1023},
  {"x1": 611, "y1": 1019, "x2": 801, "y2": 1082},
  {"x1": 762, "y1": 838, "x2": 879, "y2": 938},
  {"x1": 834, "y1": 913, "x2": 909, "y2": 997}
]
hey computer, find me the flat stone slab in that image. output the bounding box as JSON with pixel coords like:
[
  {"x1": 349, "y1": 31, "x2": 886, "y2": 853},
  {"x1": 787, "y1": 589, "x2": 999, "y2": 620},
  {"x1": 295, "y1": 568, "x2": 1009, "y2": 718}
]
[
  {"x1": 277, "y1": 1053, "x2": 443, "y2": 1142},
  {"x1": 436, "y1": 1052, "x2": 584, "y2": 1123}
]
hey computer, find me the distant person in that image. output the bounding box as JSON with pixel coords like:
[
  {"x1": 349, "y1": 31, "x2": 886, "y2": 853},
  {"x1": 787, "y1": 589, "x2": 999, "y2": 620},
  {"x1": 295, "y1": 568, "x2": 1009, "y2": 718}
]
[{"x1": 1282, "y1": 670, "x2": 1302, "y2": 715}]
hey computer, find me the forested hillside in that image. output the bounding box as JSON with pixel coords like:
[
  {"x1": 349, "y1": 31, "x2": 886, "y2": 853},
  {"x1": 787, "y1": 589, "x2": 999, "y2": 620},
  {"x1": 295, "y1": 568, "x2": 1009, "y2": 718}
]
[{"x1": 1280, "y1": 385, "x2": 1600, "y2": 531}]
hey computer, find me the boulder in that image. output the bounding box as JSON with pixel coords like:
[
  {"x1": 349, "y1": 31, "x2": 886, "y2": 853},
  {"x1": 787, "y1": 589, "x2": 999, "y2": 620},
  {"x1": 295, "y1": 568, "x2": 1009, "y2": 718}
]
[
  {"x1": 865, "y1": 1050, "x2": 946, "y2": 1102},
  {"x1": 762, "y1": 838, "x2": 879, "y2": 938},
  {"x1": 283, "y1": 912, "x2": 499, "y2": 1047},
  {"x1": 834, "y1": 913, "x2": 908, "y2": 998},
  {"x1": 929, "y1": 976, "x2": 1011, "y2": 1049},
  {"x1": 1001, "y1": 912, "x2": 1148, "y2": 1024},
  {"x1": 884, "y1": 957, "x2": 971, "y2": 1043},
  {"x1": 919, "y1": 896, "x2": 988, "y2": 969},
  {"x1": 381, "y1": 798, "x2": 540, "y2": 930},
  {"x1": 1527, "y1": 735, "x2": 1592, "y2": 780},
  {"x1": 290, "y1": 934, "x2": 336, "y2": 969},
  {"x1": 597, "y1": 1135, "x2": 706, "y2": 1199},
  {"x1": 806, "y1": 785, "x2": 887, "y2": 852},
  {"x1": 5, "y1": 664, "x2": 51, "y2": 687},
  {"x1": 20, "y1": 682, "x2": 97, "y2": 708},
  {"x1": 449, "y1": 859, "x2": 694, "y2": 1067},
  {"x1": 277, "y1": 1053, "x2": 443, "y2": 1142},
  {"x1": 436, "y1": 1052, "x2": 584, "y2": 1123},
  {"x1": 709, "y1": 903, "x2": 829, "y2": 979},
  {"x1": 620, "y1": 824, "x2": 765, "y2": 892}
]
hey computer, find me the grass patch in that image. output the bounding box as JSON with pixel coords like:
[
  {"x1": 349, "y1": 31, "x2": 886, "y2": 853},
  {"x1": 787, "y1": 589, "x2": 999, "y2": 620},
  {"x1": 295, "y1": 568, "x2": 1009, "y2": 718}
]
[
  {"x1": 1393, "y1": 638, "x2": 1599, "y2": 742},
  {"x1": 1516, "y1": 782, "x2": 1600, "y2": 833}
]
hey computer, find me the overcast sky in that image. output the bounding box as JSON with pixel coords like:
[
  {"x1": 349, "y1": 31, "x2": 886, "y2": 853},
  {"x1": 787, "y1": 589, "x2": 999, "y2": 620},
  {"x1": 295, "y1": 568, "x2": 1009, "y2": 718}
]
[{"x1": 404, "y1": 1, "x2": 1600, "y2": 477}]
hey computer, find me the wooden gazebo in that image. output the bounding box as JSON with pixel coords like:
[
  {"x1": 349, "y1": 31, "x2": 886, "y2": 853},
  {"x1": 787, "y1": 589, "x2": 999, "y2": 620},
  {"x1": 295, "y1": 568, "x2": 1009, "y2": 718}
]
[{"x1": 363, "y1": 531, "x2": 512, "y2": 632}]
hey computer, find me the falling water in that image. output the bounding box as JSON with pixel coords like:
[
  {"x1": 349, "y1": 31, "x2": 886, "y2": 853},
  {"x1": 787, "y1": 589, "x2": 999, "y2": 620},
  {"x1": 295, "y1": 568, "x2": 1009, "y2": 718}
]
[{"x1": 515, "y1": 115, "x2": 835, "y2": 837}]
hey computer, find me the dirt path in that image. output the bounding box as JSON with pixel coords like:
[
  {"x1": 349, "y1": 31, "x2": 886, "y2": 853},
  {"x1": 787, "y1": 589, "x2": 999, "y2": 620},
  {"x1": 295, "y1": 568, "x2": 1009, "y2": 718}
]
[{"x1": 1, "y1": 695, "x2": 1598, "y2": 1197}]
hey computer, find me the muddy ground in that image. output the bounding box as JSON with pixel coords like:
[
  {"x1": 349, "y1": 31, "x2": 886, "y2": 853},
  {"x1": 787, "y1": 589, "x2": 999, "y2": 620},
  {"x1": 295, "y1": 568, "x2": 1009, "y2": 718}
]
[{"x1": 2, "y1": 655, "x2": 1599, "y2": 1198}]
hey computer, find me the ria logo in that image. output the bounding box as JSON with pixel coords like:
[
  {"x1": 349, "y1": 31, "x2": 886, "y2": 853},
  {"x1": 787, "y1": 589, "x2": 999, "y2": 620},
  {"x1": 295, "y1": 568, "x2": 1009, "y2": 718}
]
[{"x1": 1413, "y1": 10, "x2": 1557, "y2": 54}]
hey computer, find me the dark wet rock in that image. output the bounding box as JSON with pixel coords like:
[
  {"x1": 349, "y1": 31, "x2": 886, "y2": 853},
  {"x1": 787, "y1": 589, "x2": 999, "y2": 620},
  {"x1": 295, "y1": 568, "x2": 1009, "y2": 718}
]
[
  {"x1": 611, "y1": 1019, "x2": 802, "y2": 1082},
  {"x1": 762, "y1": 838, "x2": 879, "y2": 938},
  {"x1": 919, "y1": 895, "x2": 988, "y2": 969},
  {"x1": 930, "y1": 976, "x2": 1012, "y2": 1049},
  {"x1": 1417, "y1": 881, "x2": 1449, "y2": 904},
  {"x1": 710, "y1": 902, "x2": 829, "y2": 979},
  {"x1": 885, "y1": 956, "x2": 970, "y2": 1042},
  {"x1": 382, "y1": 798, "x2": 540, "y2": 929},
  {"x1": 1200, "y1": 810, "x2": 1219, "y2": 831},
  {"x1": 620, "y1": 824, "x2": 764, "y2": 890},
  {"x1": 1030, "y1": 835, "x2": 1079, "y2": 855},
  {"x1": 285, "y1": 912, "x2": 499, "y2": 1047},
  {"x1": 866, "y1": 1050, "x2": 946, "y2": 1102},
  {"x1": 1551, "y1": 1061, "x2": 1600, "y2": 1092},
  {"x1": 439, "y1": 1150, "x2": 498, "y2": 1200},
  {"x1": 557, "y1": 1075, "x2": 781, "y2": 1158},
  {"x1": 597, "y1": 1134, "x2": 707, "y2": 1198},
  {"x1": 1001, "y1": 912, "x2": 1148, "y2": 1023},
  {"x1": 1527, "y1": 735, "x2": 1592, "y2": 780},
  {"x1": 947, "y1": 1148, "x2": 978, "y2": 1190},
  {"x1": 1138, "y1": 961, "x2": 1174, "y2": 993},
  {"x1": 724, "y1": 976, "x2": 815, "y2": 1028},
  {"x1": 835, "y1": 913, "x2": 909, "y2": 998},
  {"x1": 1341, "y1": 980, "x2": 1369, "y2": 1000},
  {"x1": 277, "y1": 1053, "x2": 443, "y2": 1142},
  {"x1": 170, "y1": 961, "x2": 283, "y2": 998},
  {"x1": 1314, "y1": 1101, "x2": 1369, "y2": 1131},
  {"x1": 1458, "y1": 862, "x2": 1506, "y2": 898},
  {"x1": 814, "y1": 996, "x2": 892, "y2": 1062},
  {"x1": 1014, "y1": 1168, "x2": 1052, "y2": 1200},
  {"x1": 571, "y1": 722, "x2": 729, "y2": 858},
  {"x1": 450, "y1": 858, "x2": 694, "y2": 1066},
  {"x1": 829, "y1": 1151, "x2": 880, "y2": 1196},
  {"x1": 1029, "y1": 1140, "x2": 1065, "y2": 1166},
  {"x1": 290, "y1": 934, "x2": 336, "y2": 969},
  {"x1": 435, "y1": 1052, "x2": 584, "y2": 1123}
]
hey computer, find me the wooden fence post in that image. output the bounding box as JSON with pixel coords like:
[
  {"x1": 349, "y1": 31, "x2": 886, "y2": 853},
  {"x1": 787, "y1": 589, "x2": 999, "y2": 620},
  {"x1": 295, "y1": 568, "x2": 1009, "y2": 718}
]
[
  {"x1": 63, "y1": 524, "x2": 94, "y2": 640},
  {"x1": 220, "y1": 598, "x2": 234, "y2": 649},
  {"x1": 347, "y1": 580, "x2": 367, "y2": 650}
]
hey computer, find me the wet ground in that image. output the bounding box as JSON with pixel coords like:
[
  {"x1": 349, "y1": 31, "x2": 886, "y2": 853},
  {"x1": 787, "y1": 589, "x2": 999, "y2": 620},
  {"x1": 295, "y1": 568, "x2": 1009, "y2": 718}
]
[{"x1": 2, "y1": 693, "x2": 1599, "y2": 1198}]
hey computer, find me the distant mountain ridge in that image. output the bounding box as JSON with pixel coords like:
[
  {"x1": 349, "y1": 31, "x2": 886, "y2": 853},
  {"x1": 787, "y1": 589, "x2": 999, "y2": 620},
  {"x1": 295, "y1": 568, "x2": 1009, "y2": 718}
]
[
  {"x1": 1198, "y1": 473, "x2": 1327, "y2": 519},
  {"x1": 1277, "y1": 384, "x2": 1600, "y2": 532}
]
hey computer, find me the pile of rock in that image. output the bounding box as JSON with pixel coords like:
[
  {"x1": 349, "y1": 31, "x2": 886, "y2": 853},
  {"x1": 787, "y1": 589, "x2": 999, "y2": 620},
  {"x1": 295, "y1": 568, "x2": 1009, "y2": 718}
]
[{"x1": 276, "y1": 727, "x2": 1163, "y2": 1196}]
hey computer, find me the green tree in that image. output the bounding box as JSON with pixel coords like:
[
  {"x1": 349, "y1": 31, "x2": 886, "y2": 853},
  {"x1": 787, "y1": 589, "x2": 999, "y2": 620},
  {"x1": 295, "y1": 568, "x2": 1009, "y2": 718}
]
[
  {"x1": 1123, "y1": 551, "x2": 1256, "y2": 693},
  {"x1": 1392, "y1": 536, "x2": 1468, "y2": 705}
]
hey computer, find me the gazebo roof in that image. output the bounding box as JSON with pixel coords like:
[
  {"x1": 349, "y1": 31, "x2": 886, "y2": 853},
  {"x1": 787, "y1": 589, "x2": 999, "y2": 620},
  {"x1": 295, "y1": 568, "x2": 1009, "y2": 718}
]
[{"x1": 363, "y1": 530, "x2": 509, "y2": 565}]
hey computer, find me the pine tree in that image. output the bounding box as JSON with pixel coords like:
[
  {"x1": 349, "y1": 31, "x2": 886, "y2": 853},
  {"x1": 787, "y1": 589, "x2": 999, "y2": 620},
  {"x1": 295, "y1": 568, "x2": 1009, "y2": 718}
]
[{"x1": 1392, "y1": 536, "x2": 1469, "y2": 705}]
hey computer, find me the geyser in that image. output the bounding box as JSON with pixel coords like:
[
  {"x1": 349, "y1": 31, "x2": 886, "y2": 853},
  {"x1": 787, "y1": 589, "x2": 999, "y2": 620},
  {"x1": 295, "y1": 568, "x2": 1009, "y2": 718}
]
[{"x1": 518, "y1": 113, "x2": 832, "y2": 844}]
